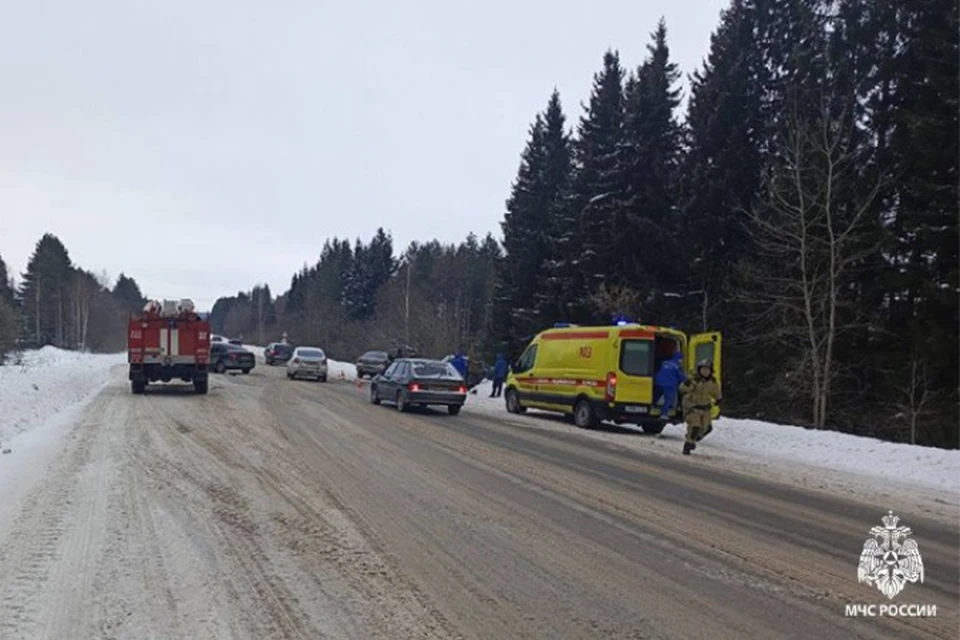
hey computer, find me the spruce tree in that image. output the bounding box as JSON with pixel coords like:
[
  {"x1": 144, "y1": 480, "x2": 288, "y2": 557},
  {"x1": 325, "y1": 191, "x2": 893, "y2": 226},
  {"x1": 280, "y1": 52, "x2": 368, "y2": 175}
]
[
  {"x1": 0, "y1": 254, "x2": 14, "y2": 307},
  {"x1": 533, "y1": 90, "x2": 574, "y2": 325},
  {"x1": 619, "y1": 19, "x2": 683, "y2": 292},
  {"x1": 680, "y1": 0, "x2": 766, "y2": 313},
  {"x1": 571, "y1": 50, "x2": 625, "y2": 312},
  {"x1": 112, "y1": 273, "x2": 146, "y2": 311},
  {"x1": 18, "y1": 234, "x2": 74, "y2": 346},
  {"x1": 494, "y1": 112, "x2": 548, "y2": 343}
]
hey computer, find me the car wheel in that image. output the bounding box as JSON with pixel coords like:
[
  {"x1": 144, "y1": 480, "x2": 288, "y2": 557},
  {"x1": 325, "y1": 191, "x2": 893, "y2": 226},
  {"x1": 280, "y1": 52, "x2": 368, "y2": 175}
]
[
  {"x1": 505, "y1": 389, "x2": 525, "y2": 414},
  {"x1": 448, "y1": 405, "x2": 461, "y2": 416},
  {"x1": 574, "y1": 398, "x2": 599, "y2": 429},
  {"x1": 396, "y1": 391, "x2": 409, "y2": 413},
  {"x1": 215, "y1": 361, "x2": 226, "y2": 374},
  {"x1": 286, "y1": 371, "x2": 293, "y2": 379},
  {"x1": 320, "y1": 375, "x2": 327, "y2": 382},
  {"x1": 241, "y1": 368, "x2": 251, "y2": 374},
  {"x1": 371, "y1": 385, "x2": 381, "y2": 405},
  {"x1": 642, "y1": 422, "x2": 665, "y2": 435}
]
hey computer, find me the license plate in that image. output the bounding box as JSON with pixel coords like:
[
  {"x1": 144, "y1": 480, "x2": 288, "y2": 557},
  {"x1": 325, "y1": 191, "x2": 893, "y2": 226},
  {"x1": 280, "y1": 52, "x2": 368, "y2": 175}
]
[{"x1": 624, "y1": 405, "x2": 647, "y2": 414}]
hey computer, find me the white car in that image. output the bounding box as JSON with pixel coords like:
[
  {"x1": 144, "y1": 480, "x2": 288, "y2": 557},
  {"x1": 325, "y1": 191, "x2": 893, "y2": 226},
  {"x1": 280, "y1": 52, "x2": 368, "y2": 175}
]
[{"x1": 286, "y1": 347, "x2": 328, "y2": 382}]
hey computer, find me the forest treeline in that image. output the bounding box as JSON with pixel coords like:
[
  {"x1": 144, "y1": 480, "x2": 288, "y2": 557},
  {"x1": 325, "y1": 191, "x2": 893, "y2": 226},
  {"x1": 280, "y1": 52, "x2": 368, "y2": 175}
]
[{"x1": 0, "y1": 234, "x2": 147, "y2": 356}]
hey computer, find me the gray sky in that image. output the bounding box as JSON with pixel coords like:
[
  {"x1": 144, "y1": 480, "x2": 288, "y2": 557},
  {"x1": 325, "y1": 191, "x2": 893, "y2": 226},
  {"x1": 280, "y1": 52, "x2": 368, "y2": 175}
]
[{"x1": 1, "y1": 0, "x2": 728, "y2": 309}]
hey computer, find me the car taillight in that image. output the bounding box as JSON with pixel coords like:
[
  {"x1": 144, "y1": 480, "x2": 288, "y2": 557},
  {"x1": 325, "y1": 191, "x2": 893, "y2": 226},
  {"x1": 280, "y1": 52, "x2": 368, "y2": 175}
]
[
  {"x1": 458, "y1": 385, "x2": 467, "y2": 394},
  {"x1": 293, "y1": 357, "x2": 300, "y2": 364},
  {"x1": 408, "y1": 382, "x2": 420, "y2": 391},
  {"x1": 605, "y1": 372, "x2": 617, "y2": 402},
  {"x1": 230, "y1": 353, "x2": 237, "y2": 361}
]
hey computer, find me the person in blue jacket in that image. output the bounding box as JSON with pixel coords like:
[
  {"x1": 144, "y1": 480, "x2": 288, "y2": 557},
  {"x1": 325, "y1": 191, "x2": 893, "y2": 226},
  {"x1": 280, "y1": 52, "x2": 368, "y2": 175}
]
[
  {"x1": 654, "y1": 350, "x2": 686, "y2": 421},
  {"x1": 490, "y1": 353, "x2": 509, "y2": 398},
  {"x1": 451, "y1": 349, "x2": 468, "y2": 382}
]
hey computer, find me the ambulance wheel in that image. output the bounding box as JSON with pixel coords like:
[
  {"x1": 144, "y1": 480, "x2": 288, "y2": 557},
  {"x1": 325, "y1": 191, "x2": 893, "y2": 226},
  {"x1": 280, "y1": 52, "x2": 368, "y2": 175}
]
[
  {"x1": 574, "y1": 398, "x2": 599, "y2": 429},
  {"x1": 642, "y1": 422, "x2": 665, "y2": 435},
  {"x1": 505, "y1": 389, "x2": 525, "y2": 414}
]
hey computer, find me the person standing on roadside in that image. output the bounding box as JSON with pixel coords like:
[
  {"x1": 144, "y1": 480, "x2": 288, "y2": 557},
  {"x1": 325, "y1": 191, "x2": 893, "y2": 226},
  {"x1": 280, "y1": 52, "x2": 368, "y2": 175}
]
[
  {"x1": 451, "y1": 349, "x2": 468, "y2": 382},
  {"x1": 490, "y1": 353, "x2": 508, "y2": 398},
  {"x1": 679, "y1": 359, "x2": 722, "y2": 455}
]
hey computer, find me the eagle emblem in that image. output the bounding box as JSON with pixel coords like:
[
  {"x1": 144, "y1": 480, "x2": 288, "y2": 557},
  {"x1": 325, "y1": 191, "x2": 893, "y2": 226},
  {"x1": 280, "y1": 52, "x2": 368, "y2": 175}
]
[{"x1": 858, "y1": 511, "x2": 924, "y2": 599}]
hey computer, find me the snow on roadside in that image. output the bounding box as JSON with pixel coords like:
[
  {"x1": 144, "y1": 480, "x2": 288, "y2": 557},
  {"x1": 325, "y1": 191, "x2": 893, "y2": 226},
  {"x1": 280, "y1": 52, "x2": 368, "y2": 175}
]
[
  {"x1": 0, "y1": 347, "x2": 124, "y2": 526},
  {"x1": 0, "y1": 347, "x2": 125, "y2": 444},
  {"x1": 463, "y1": 380, "x2": 960, "y2": 498}
]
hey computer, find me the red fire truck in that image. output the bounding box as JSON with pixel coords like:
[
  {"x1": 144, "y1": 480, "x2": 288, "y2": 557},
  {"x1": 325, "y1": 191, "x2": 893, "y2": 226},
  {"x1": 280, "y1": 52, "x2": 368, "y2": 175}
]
[{"x1": 128, "y1": 299, "x2": 211, "y2": 394}]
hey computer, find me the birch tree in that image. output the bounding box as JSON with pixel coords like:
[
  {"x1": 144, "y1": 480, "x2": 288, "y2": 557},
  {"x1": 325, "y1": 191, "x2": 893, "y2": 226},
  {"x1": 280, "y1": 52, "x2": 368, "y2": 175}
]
[{"x1": 742, "y1": 95, "x2": 884, "y2": 427}]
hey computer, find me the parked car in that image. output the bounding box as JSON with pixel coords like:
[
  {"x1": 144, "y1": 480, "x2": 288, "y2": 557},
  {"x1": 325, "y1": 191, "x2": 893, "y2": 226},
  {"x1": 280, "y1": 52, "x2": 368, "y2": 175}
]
[
  {"x1": 211, "y1": 343, "x2": 255, "y2": 374},
  {"x1": 211, "y1": 334, "x2": 226, "y2": 343},
  {"x1": 228, "y1": 338, "x2": 243, "y2": 346},
  {"x1": 286, "y1": 347, "x2": 329, "y2": 381},
  {"x1": 370, "y1": 358, "x2": 467, "y2": 415},
  {"x1": 356, "y1": 350, "x2": 391, "y2": 378},
  {"x1": 265, "y1": 342, "x2": 294, "y2": 365}
]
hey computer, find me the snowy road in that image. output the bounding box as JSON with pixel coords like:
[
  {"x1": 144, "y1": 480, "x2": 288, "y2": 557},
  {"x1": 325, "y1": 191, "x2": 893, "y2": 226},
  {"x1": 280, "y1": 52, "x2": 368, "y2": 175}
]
[{"x1": 0, "y1": 364, "x2": 956, "y2": 639}]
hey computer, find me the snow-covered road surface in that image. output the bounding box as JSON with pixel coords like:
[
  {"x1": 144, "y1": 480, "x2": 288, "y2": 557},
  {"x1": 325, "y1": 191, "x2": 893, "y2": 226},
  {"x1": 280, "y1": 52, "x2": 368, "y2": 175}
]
[{"x1": 0, "y1": 358, "x2": 955, "y2": 638}]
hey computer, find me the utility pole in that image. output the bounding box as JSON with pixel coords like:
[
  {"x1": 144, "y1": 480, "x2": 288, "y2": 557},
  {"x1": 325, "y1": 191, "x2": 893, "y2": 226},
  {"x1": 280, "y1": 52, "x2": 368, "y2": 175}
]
[{"x1": 404, "y1": 260, "x2": 411, "y2": 345}]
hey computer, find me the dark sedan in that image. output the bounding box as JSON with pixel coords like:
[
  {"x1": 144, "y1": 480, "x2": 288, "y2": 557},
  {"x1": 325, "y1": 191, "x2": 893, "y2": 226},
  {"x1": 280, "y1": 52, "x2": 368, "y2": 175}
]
[
  {"x1": 370, "y1": 358, "x2": 467, "y2": 415},
  {"x1": 211, "y1": 343, "x2": 255, "y2": 374},
  {"x1": 265, "y1": 342, "x2": 294, "y2": 365},
  {"x1": 356, "y1": 350, "x2": 391, "y2": 378}
]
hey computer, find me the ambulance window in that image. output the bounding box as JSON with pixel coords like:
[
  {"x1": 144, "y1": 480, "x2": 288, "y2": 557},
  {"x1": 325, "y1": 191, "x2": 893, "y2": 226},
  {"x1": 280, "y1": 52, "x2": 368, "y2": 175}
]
[
  {"x1": 695, "y1": 342, "x2": 714, "y2": 367},
  {"x1": 619, "y1": 340, "x2": 653, "y2": 376},
  {"x1": 514, "y1": 345, "x2": 538, "y2": 373}
]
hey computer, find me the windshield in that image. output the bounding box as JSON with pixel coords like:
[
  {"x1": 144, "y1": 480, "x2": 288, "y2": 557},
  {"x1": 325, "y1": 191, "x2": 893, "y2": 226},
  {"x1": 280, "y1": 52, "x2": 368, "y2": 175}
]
[
  {"x1": 412, "y1": 361, "x2": 461, "y2": 379},
  {"x1": 363, "y1": 351, "x2": 389, "y2": 361},
  {"x1": 298, "y1": 348, "x2": 324, "y2": 358}
]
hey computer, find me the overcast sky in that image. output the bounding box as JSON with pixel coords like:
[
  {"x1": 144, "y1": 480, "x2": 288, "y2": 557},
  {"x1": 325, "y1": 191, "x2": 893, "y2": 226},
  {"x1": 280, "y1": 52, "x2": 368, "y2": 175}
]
[{"x1": 1, "y1": 0, "x2": 728, "y2": 308}]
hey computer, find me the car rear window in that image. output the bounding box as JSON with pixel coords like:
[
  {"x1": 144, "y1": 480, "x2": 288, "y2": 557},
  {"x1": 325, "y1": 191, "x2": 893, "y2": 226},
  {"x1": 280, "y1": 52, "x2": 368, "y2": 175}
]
[
  {"x1": 412, "y1": 362, "x2": 460, "y2": 379},
  {"x1": 298, "y1": 348, "x2": 325, "y2": 358},
  {"x1": 363, "y1": 351, "x2": 389, "y2": 360},
  {"x1": 620, "y1": 340, "x2": 653, "y2": 376}
]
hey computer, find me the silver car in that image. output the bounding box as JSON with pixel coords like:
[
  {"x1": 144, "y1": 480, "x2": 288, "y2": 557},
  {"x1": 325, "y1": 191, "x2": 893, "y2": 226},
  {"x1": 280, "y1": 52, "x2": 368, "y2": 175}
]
[{"x1": 286, "y1": 347, "x2": 329, "y2": 382}]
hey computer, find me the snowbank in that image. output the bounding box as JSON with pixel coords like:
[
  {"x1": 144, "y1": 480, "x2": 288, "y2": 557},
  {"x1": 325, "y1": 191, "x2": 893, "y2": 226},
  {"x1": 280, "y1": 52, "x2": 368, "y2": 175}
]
[
  {"x1": 0, "y1": 347, "x2": 125, "y2": 444},
  {"x1": 463, "y1": 381, "x2": 960, "y2": 496}
]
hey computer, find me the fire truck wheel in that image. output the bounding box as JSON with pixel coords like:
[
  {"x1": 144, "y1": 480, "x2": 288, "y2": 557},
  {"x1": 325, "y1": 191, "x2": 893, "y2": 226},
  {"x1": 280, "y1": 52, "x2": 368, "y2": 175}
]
[
  {"x1": 194, "y1": 378, "x2": 208, "y2": 394},
  {"x1": 131, "y1": 379, "x2": 146, "y2": 394}
]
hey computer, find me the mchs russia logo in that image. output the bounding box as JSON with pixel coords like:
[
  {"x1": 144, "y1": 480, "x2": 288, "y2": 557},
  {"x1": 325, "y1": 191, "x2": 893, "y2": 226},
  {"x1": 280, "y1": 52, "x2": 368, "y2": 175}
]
[
  {"x1": 858, "y1": 510, "x2": 924, "y2": 599},
  {"x1": 844, "y1": 511, "x2": 936, "y2": 619}
]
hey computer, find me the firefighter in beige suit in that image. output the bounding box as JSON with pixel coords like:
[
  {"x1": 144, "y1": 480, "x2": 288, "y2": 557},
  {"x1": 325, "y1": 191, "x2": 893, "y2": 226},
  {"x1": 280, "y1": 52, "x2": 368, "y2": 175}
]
[{"x1": 679, "y1": 359, "x2": 722, "y2": 455}]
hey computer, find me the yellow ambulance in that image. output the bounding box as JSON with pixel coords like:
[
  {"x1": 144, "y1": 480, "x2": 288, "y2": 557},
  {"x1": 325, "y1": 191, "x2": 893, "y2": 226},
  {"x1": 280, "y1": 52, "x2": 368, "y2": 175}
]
[{"x1": 503, "y1": 323, "x2": 721, "y2": 433}]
